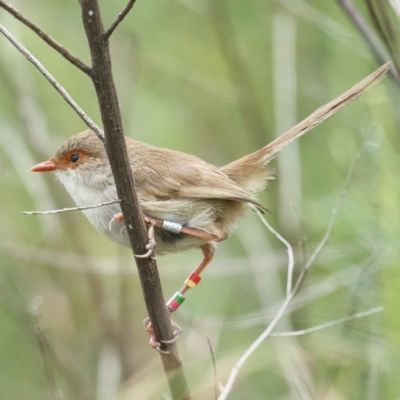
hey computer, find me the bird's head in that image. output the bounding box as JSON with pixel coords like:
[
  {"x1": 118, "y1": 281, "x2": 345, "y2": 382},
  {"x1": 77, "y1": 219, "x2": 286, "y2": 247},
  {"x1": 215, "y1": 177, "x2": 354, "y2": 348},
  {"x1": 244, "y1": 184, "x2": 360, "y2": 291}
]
[{"x1": 31, "y1": 130, "x2": 111, "y2": 191}]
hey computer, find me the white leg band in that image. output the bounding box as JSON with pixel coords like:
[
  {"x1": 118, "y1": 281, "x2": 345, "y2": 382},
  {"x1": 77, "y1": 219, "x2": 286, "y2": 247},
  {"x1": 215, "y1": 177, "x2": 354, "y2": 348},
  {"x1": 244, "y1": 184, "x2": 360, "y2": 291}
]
[{"x1": 161, "y1": 220, "x2": 182, "y2": 234}]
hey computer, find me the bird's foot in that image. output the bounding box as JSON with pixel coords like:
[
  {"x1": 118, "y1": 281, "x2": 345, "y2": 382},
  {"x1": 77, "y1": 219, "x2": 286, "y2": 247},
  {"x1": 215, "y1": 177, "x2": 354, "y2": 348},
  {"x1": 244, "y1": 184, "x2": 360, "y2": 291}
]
[
  {"x1": 135, "y1": 215, "x2": 157, "y2": 258},
  {"x1": 143, "y1": 316, "x2": 182, "y2": 353},
  {"x1": 109, "y1": 212, "x2": 124, "y2": 231},
  {"x1": 109, "y1": 213, "x2": 158, "y2": 254}
]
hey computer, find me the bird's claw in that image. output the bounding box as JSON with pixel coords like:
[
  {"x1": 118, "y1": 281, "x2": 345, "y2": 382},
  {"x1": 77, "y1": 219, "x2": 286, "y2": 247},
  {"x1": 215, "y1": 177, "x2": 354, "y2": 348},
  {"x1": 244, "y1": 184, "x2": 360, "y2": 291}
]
[
  {"x1": 144, "y1": 317, "x2": 169, "y2": 354},
  {"x1": 160, "y1": 321, "x2": 182, "y2": 344},
  {"x1": 144, "y1": 317, "x2": 182, "y2": 353},
  {"x1": 109, "y1": 212, "x2": 124, "y2": 231},
  {"x1": 135, "y1": 219, "x2": 157, "y2": 258},
  {"x1": 135, "y1": 237, "x2": 156, "y2": 258},
  {"x1": 110, "y1": 212, "x2": 158, "y2": 257}
]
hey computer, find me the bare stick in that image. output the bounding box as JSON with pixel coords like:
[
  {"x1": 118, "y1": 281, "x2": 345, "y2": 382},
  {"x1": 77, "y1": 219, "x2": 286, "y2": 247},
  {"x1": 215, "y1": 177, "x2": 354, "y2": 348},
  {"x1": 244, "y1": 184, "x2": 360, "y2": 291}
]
[
  {"x1": 0, "y1": 0, "x2": 91, "y2": 75},
  {"x1": 218, "y1": 135, "x2": 374, "y2": 400},
  {"x1": 23, "y1": 200, "x2": 122, "y2": 215},
  {"x1": 206, "y1": 336, "x2": 219, "y2": 400},
  {"x1": 0, "y1": 24, "x2": 104, "y2": 142},
  {"x1": 103, "y1": 0, "x2": 136, "y2": 41},
  {"x1": 254, "y1": 208, "x2": 295, "y2": 297},
  {"x1": 270, "y1": 306, "x2": 383, "y2": 337},
  {"x1": 79, "y1": 1, "x2": 190, "y2": 398},
  {"x1": 337, "y1": 0, "x2": 400, "y2": 84}
]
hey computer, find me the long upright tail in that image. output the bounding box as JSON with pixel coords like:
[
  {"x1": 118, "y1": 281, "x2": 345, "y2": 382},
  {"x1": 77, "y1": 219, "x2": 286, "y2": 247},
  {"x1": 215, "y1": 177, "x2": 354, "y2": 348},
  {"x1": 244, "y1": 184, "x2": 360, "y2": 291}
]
[{"x1": 221, "y1": 62, "x2": 390, "y2": 193}]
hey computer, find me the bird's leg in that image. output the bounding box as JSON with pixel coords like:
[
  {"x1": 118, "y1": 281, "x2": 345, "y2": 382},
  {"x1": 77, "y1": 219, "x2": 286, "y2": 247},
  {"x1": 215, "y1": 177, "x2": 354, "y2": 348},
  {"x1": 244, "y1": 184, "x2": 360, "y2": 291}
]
[
  {"x1": 144, "y1": 243, "x2": 218, "y2": 348},
  {"x1": 109, "y1": 213, "x2": 158, "y2": 255},
  {"x1": 166, "y1": 243, "x2": 216, "y2": 316},
  {"x1": 110, "y1": 212, "x2": 222, "y2": 348},
  {"x1": 135, "y1": 213, "x2": 221, "y2": 257}
]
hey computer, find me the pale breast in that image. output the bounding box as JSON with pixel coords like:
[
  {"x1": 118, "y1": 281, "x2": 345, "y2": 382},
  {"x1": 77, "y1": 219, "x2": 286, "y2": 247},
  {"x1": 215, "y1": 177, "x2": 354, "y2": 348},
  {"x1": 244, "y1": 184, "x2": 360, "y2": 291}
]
[{"x1": 55, "y1": 169, "x2": 214, "y2": 254}]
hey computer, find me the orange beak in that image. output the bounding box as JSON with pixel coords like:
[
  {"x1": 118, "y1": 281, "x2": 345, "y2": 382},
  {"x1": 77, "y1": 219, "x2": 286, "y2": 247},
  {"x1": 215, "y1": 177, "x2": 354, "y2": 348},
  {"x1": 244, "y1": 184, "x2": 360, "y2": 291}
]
[{"x1": 30, "y1": 160, "x2": 57, "y2": 172}]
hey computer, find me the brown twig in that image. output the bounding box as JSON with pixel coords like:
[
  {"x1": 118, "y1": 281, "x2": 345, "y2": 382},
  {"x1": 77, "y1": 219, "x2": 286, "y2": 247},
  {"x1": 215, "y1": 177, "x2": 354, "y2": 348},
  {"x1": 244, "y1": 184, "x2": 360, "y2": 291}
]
[
  {"x1": 0, "y1": 0, "x2": 91, "y2": 75},
  {"x1": 103, "y1": 0, "x2": 136, "y2": 41},
  {"x1": 79, "y1": 1, "x2": 190, "y2": 399},
  {"x1": 337, "y1": 0, "x2": 400, "y2": 84},
  {"x1": 0, "y1": 23, "x2": 104, "y2": 141}
]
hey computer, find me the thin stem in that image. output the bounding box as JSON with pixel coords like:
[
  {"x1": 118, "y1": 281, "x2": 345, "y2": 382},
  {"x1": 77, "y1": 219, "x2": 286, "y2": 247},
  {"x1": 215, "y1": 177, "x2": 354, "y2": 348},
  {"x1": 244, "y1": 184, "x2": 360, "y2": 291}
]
[
  {"x1": 365, "y1": 0, "x2": 393, "y2": 53},
  {"x1": 218, "y1": 296, "x2": 292, "y2": 400},
  {"x1": 0, "y1": 24, "x2": 104, "y2": 141},
  {"x1": 206, "y1": 336, "x2": 219, "y2": 400},
  {"x1": 0, "y1": 0, "x2": 91, "y2": 75},
  {"x1": 337, "y1": 0, "x2": 400, "y2": 84},
  {"x1": 254, "y1": 208, "x2": 294, "y2": 298},
  {"x1": 218, "y1": 136, "x2": 373, "y2": 400},
  {"x1": 103, "y1": 0, "x2": 136, "y2": 41},
  {"x1": 23, "y1": 200, "x2": 122, "y2": 215},
  {"x1": 270, "y1": 306, "x2": 383, "y2": 337}
]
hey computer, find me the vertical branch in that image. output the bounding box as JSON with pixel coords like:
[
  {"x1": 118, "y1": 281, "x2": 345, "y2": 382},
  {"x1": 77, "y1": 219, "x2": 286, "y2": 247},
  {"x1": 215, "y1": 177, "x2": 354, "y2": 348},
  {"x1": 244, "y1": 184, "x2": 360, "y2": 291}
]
[{"x1": 79, "y1": 1, "x2": 190, "y2": 399}]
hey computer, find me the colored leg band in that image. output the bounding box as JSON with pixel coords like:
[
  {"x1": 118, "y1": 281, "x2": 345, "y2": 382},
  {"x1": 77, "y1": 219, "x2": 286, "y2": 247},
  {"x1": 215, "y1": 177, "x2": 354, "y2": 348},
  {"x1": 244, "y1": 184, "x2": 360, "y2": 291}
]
[
  {"x1": 184, "y1": 272, "x2": 202, "y2": 289},
  {"x1": 167, "y1": 292, "x2": 185, "y2": 312}
]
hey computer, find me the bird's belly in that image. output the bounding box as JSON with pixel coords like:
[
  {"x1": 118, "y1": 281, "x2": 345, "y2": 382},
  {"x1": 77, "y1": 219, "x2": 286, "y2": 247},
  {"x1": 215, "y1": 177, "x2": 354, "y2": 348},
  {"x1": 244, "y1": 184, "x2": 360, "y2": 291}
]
[
  {"x1": 76, "y1": 198, "x2": 211, "y2": 254},
  {"x1": 59, "y1": 176, "x2": 213, "y2": 254},
  {"x1": 105, "y1": 218, "x2": 210, "y2": 255}
]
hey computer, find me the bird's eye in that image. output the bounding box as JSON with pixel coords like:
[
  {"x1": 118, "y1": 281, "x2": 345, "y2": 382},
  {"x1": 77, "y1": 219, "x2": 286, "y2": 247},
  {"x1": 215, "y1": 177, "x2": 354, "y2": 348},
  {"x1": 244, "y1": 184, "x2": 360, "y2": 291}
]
[{"x1": 70, "y1": 154, "x2": 80, "y2": 163}]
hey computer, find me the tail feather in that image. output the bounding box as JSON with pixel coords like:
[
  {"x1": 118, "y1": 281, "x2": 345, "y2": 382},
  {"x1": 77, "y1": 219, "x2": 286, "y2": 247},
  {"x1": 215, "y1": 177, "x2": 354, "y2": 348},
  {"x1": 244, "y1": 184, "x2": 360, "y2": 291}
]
[{"x1": 221, "y1": 62, "x2": 390, "y2": 192}]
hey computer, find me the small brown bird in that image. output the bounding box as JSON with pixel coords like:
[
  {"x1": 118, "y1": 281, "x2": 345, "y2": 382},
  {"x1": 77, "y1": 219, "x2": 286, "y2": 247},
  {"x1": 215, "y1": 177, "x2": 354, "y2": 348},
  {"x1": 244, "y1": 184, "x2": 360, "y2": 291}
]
[
  {"x1": 30, "y1": 64, "x2": 388, "y2": 318},
  {"x1": 30, "y1": 129, "x2": 273, "y2": 283}
]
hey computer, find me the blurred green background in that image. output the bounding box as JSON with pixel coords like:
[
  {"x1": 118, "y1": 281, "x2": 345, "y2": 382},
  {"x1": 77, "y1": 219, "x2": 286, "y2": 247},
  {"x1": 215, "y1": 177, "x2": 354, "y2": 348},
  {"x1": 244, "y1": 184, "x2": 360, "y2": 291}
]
[{"x1": 0, "y1": 0, "x2": 399, "y2": 399}]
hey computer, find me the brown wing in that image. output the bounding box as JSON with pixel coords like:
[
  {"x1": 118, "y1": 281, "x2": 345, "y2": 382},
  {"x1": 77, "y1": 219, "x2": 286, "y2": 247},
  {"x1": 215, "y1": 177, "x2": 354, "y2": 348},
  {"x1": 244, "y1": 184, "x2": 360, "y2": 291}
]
[{"x1": 127, "y1": 138, "x2": 266, "y2": 210}]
